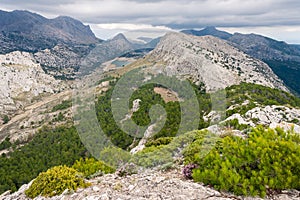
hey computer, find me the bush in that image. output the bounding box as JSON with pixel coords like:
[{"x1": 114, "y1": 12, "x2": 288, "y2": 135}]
[
  {"x1": 130, "y1": 145, "x2": 173, "y2": 168},
  {"x1": 0, "y1": 137, "x2": 12, "y2": 150},
  {"x1": 25, "y1": 165, "x2": 90, "y2": 198},
  {"x1": 182, "y1": 130, "x2": 219, "y2": 164},
  {"x1": 99, "y1": 146, "x2": 131, "y2": 168},
  {"x1": 72, "y1": 157, "x2": 115, "y2": 178},
  {"x1": 189, "y1": 126, "x2": 300, "y2": 197},
  {"x1": 222, "y1": 119, "x2": 251, "y2": 131},
  {"x1": 145, "y1": 137, "x2": 173, "y2": 147},
  {"x1": 2, "y1": 115, "x2": 9, "y2": 124},
  {"x1": 52, "y1": 100, "x2": 72, "y2": 112}
]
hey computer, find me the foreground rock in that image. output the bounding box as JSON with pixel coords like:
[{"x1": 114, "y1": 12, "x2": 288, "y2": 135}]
[{"x1": 2, "y1": 168, "x2": 299, "y2": 200}]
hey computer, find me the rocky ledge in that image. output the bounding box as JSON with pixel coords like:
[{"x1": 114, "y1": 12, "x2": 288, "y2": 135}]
[{"x1": 1, "y1": 167, "x2": 299, "y2": 200}]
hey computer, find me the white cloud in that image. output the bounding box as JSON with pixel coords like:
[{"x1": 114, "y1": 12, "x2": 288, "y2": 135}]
[
  {"x1": 95, "y1": 23, "x2": 172, "y2": 31},
  {"x1": 90, "y1": 23, "x2": 173, "y2": 39}
]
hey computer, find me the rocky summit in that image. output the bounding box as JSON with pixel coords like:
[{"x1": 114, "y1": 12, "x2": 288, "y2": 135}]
[{"x1": 147, "y1": 32, "x2": 287, "y2": 91}]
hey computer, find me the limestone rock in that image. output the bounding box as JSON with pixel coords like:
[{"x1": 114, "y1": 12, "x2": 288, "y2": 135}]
[
  {"x1": 0, "y1": 51, "x2": 65, "y2": 116},
  {"x1": 148, "y1": 32, "x2": 287, "y2": 92}
]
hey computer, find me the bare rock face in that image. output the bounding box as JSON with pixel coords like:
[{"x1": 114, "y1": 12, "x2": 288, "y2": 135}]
[
  {"x1": 34, "y1": 44, "x2": 86, "y2": 79},
  {"x1": 148, "y1": 32, "x2": 287, "y2": 92},
  {"x1": 0, "y1": 51, "x2": 65, "y2": 116}
]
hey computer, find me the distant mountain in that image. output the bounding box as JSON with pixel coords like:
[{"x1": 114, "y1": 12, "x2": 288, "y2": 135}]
[
  {"x1": 181, "y1": 27, "x2": 300, "y2": 95},
  {"x1": 292, "y1": 44, "x2": 300, "y2": 51},
  {"x1": 0, "y1": 10, "x2": 99, "y2": 54},
  {"x1": 78, "y1": 33, "x2": 138, "y2": 74},
  {"x1": 137, "y1": 37, "x2": 153, "y2": 43},
  {"x1": 181, "y1": 26, "x2": 232, "y2": 40},
  {"x1": 227, "y1": 33, "x2": 300, "y2": 95},
  {"x1": 145, "y1": 37, "x2": 161, "y2": 48},
  {"x1": 228, "y1": 33, "x2": 300, "y2": 60}
]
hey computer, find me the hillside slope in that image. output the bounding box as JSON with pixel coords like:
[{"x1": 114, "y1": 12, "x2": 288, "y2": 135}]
[
  {"x1": 181, "y1": 27, "x2": 300, "y2": 95},
  {"x1": 147, "y1": 32, "x2": 287, "y2": 91}
]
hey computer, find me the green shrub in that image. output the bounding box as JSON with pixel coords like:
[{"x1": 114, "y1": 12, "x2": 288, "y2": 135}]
[
  {"x1": 182, "y1": 130, "x2": 220, "y2": 164},
  {"x1": 72, "y1": 157, "x2": 115, "y2": 178},
  {"x1": 99, "y1": 146, "x2": 131, "y2": 168},
  {"x1": 145, "y1": 137, "x2": 173, "y2": 147},
  {"x1": 52, "y1": 100, "x2": 72, "y2": 112},
  {"x1": 222, "y1": 119, "x2": 251, "y2": 131},
  {"x1": 130, "y1": 145, "x2": 173, "y2": 168},
  {"x1": 2, "y1": 115, "x2": 9, "y2": 124},
  {"x1": 25, "y1": 165, "x2": 90, "y2": 198},
  {"x1": 0, "y1": 137, "x2": 12, "y2": 150},
  {"x1": 189, "y1": 126, "x2": 300, "y2": 197},
  {"x1": 131, "y1": 130, "x2": 214, "y2": 168}
]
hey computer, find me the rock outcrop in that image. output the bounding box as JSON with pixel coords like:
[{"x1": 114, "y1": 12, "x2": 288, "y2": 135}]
[
  {"x1": 0, "y1": 51, "x2": 66, "y2": 116},
  {"x1": 223, "y1": 105, "x2": 300, "y2": 133}
]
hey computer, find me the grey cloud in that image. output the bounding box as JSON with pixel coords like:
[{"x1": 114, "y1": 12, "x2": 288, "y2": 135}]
[{"x1": 0, "y1": 0, "x2": 299, "y2": 28}]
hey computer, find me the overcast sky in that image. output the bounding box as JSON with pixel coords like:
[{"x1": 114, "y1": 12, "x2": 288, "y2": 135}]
[{"x1": 0, "y1": 0, "x2": 300, "y2": 43}]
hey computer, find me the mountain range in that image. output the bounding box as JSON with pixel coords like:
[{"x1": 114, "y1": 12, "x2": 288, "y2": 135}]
[
  {"x1": 0, "y1": 10, "x2": 160, "y2": 79},
  {"x1": 181, "y1": 26, "x2": 300, "y2": 95},
  {"x1": 0, "y1": 10, "x2": 99, "y2": 53}
]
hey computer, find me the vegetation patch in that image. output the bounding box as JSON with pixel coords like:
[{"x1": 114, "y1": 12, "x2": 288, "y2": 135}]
[
  {"x1": 0, "y1": 126, "x2": 87, "y2": 194},
  {"x1": 0, "y1": 137, "x2": 12, "y2": 151},
  {"x1": 51, "y1": 100, "x2": 72, "y2": 112},
  {"x1": 72, "y1": 157, "x2": 115, "y2": 178},
  {"x1": 184, "y1": 126, "x2": 300, "y2": 197},
  {"x1": 2, "y1": 115, "x2": 10, "y2": 124},
  {"x1": 25, "y1": 165, "x2": 90, "y2": 198}
]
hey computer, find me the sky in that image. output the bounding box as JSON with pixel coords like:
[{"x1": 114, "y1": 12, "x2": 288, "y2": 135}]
[{"x1": 0, "y1": 0, "x2": 300, "y2": 43}]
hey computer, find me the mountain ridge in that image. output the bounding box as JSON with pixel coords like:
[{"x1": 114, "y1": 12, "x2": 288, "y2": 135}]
[
  {"x1": 146, "y1": 32, "x2": 287, "y2": 92},
  {"x1": 181, "y1": 26, "x2": 233, "y2": 40},
  {"x1": 181, "y1": 26, "x2": 300, "y2": 95},
  {"x1": 0, "y1": 10, "x2": 99, "y2": 54}
]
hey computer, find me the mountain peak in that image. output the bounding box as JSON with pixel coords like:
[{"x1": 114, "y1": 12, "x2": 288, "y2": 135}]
[
  {"x1": 181, "y1": 26, "x2": 232, "y2": 40},
  {"x1": 112, "y1": 33, "x2": 128, "y2": 41},
  {"x1": 203, "y1": 26, "x2": 217, "y2": 31},
  {"x1": 150, "y1": 32, "x2": 287, "y2": 92},
  {"x1": 0, "y1": 9, "x2": 99, "y2": 53}
]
